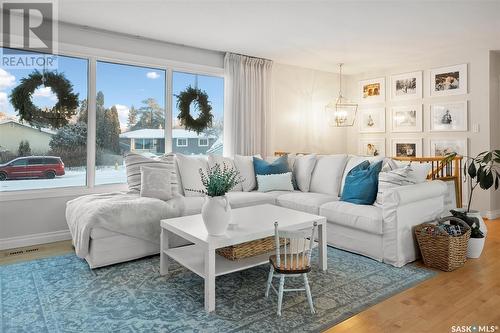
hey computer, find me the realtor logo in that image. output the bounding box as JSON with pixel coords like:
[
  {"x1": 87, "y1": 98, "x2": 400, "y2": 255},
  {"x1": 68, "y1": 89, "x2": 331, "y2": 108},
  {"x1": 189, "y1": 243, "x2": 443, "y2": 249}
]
[{"x1": 1, "y1": 0, "x2": 58, "y2": 69}]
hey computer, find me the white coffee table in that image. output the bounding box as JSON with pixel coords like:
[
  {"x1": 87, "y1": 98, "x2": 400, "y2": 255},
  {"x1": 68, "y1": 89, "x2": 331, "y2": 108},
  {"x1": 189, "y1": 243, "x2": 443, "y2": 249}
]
[{"x1": 160, "y1": 204, "x2": 327, "y2": 313}]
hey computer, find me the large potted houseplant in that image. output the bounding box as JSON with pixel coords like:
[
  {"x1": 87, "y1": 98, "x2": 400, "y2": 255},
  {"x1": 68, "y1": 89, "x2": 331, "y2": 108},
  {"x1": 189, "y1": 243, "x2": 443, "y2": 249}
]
[
  {"x1": 190, "y1": 163, "x2": 242, "y2": 236},
  {"x1": 444, "y1": 150, "x2": 500, "y2": 258}
]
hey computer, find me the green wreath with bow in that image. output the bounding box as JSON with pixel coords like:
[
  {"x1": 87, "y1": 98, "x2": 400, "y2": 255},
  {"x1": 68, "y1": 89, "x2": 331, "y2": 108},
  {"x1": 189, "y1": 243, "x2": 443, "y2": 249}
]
[
  {"x1": 9, "y1": 70, "x2": 79, "y2": 129},
  {"x1": 176, "y1": 86, "x2": 213, "y2": 134}
]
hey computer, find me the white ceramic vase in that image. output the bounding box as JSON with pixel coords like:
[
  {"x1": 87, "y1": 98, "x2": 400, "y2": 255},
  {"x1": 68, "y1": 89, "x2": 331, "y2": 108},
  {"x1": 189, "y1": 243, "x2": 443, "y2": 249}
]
[
  {"x1": 467, "y1": 237, "x2": 485, "y2": 258},
  {"x1": 201, "y1": 195, "x2": 232, "y2": 236}
]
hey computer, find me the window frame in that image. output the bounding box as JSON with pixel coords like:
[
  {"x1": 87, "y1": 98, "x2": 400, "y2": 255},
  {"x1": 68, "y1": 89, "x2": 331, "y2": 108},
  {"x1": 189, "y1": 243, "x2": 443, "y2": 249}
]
[
  {"x1": 176, "y1": 138, "x2": 188, "y2": 147},
  {"x1": 198, "y1": 138, "x2": 209, "y2": 147},
  {"x1": 0, "y1": 44, "x2": 223, "y2": 201}
]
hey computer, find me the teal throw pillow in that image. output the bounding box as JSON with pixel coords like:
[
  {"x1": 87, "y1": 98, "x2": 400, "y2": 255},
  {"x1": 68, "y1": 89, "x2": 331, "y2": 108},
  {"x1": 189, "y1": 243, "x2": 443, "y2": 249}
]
[
  {"x1": 253, "y1": 155, "x2": 289, "y2": 175},
  {"x1": 341, "y1": 160, "x2": 383, "y2": 205}
]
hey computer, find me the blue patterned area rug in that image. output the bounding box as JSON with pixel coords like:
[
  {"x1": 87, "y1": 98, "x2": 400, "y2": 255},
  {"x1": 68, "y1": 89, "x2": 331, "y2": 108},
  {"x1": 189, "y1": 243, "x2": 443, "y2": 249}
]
[{"x1": 1, "y1": 247, "x2": 435, "y2": 332}]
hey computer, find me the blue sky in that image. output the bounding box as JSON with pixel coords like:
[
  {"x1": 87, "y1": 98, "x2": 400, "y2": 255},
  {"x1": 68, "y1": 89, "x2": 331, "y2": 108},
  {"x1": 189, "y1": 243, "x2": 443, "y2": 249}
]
[{"x1": 0, "y1": 50, "x2": 224, "y2": 131}]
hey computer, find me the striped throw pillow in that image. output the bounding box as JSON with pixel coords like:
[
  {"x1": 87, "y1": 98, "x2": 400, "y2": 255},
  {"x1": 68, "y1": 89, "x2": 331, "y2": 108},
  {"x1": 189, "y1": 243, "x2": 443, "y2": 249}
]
[
  {"x1": 124, "y1": 153, "x2": 180, "y2": 196},
  {"x1": 374, "y1": 165, "x2": 416, "y2": 207}
]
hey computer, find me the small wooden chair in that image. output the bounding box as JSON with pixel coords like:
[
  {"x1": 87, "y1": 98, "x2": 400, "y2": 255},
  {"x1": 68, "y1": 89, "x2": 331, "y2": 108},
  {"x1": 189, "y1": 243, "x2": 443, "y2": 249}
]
[{"x1": 265, "y1": 221, "x2": 318, "y2": 316}]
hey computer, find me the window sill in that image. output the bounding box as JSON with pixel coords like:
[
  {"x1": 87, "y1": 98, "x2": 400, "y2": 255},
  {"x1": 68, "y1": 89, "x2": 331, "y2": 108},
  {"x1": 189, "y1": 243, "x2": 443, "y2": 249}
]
[{"x1": 0, "y1": 183, "x2": 129, "y2": 202}]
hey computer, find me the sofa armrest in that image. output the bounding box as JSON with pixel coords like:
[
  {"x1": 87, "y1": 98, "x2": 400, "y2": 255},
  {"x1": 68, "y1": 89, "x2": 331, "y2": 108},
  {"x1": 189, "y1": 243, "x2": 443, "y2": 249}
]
[
  {"x1": 382, "y1": 180, "x2": 447, "y2": 267},
  {"x1": 383, "y1": 181, "x2": 447, "y2": 207}
]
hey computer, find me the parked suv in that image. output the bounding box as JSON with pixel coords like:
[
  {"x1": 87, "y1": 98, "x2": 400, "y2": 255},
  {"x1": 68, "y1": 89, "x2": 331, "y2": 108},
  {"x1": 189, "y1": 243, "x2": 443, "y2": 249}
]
[{"x1": 0, "y1": 156, "x2": 65, "y2": 181}]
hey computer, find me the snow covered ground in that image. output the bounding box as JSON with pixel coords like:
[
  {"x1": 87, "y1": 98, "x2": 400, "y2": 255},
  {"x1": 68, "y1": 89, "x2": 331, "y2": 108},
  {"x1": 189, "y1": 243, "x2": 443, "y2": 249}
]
[{"x1": 0, "y1": 166, "x2": 127, "y2": 191}]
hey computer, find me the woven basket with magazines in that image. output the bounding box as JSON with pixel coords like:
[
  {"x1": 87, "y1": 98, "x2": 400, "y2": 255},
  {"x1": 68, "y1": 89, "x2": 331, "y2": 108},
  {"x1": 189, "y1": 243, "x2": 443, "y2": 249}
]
[
  {"x1": 415, "y1": 216, "x2": 471, "y2": 272},
  {"x1": 216, "y1": 236, "x2": 286, "y2": 261}
]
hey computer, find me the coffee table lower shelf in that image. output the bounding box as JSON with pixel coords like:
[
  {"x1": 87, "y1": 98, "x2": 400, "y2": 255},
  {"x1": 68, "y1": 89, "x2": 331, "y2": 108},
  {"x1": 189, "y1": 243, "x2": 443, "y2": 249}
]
[
  {"x1": 164, "y1": 242, "x2": 319, "y2": 279},
  {"x1": 164, "y1": 244, "x2": 272, "y2": 278}
]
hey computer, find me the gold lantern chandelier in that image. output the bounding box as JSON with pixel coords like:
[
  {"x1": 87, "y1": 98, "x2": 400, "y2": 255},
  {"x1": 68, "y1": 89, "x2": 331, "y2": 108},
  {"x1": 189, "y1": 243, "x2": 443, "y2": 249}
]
[{"x1": 326, "y1": 63, "x2": 358, "y2": 127}]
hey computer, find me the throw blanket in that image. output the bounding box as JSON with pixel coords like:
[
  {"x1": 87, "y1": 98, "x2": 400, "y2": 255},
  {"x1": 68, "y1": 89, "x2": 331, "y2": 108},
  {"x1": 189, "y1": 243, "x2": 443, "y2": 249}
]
[{"x1": 66, "y1": 192, "x2": 185, "y2": 258}]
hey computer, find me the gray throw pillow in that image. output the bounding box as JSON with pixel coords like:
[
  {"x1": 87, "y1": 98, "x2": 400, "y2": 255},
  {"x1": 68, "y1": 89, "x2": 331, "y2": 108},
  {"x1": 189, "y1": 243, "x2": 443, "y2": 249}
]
[
  {"x1": 125, "y1": 152, "x2": 179, "y2": 194},
  {"x1": 140, "y1": 166, "x2": 173, "y2": 201}
]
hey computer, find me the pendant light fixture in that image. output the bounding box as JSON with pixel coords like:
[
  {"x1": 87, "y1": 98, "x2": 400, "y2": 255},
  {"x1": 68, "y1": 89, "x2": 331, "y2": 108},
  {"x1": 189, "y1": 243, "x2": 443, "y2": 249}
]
[{"x1": 326, "y1": 63, "x2": 358, "y2": 127}]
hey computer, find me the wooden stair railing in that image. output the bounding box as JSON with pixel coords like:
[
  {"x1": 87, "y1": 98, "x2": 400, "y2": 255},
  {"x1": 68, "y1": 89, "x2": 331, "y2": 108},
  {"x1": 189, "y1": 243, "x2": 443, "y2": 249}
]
[{"x1": 274, "y1": 151, "x2": 464, "y2": 208}]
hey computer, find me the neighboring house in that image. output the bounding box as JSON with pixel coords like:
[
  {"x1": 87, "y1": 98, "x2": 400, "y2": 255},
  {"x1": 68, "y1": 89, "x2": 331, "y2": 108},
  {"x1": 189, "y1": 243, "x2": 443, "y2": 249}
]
[
  {"x1": 119, "y1": 128, "x2": 217, "y2": 155},
  {"x1": 0, "y1": 120, "x2": 54, "y2": 154}
]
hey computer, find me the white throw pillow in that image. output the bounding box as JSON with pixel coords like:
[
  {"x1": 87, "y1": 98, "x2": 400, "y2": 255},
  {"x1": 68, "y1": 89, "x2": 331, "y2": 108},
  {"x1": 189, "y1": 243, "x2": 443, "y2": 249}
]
[
  {"x1": 384, "y1": 159, "x2": 431, "y2": 183},
  {"x1": 309, "y1": 154, "x2": 348, "y2": 196},
  {"x1": 234, "y1": 154, "x2": 261, "y2": 192},
  {"x1": 256, "y1": 172, "x2": 294, "y2": 192},
  {"x1": 293, "y1": 154, "x2": 317, "y2": 192},
  {"x1": 374, "y1": 166, "x2": 417, "y2": 207},
  {"x1": 140, "y1": 166, "x2": 174, "y2": 201},
  {"x1": 176, "y1": 154, "x2": 208, "y2": 197},
  {"x1": 208, "y1": 155, "x2": 243, "y2": 191}
]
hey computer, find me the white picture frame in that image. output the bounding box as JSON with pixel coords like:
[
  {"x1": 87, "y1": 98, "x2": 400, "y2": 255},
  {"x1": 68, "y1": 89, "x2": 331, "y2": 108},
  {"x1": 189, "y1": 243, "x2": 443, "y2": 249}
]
[
  {"x1": 390, "y1": 71, "x2": 422, "y2": 101},
  {"x1": 359, "y1": 77, "x2": 385, "y2": 103},
  {"x1": 429, "y1": 64, "x2": 468, "y2": 97},
  {"x1": 429, "y1": 101, "x2": 468, "y2": 132},
  {"x1": 391, "y1": 138, "x2": 423, "y2": 157},
  {"x1": 429, "y1": 138, "x2": 468, "y2": 157},
  {"x1": 358, "y1": 137, "x2": 386, "y2": 157},
  {"x1": 358, "y1": 108, "x2": 386, "y2": 133},
  {"x1": 391, "y1": 104, "x2": 423, "y2": 133}
]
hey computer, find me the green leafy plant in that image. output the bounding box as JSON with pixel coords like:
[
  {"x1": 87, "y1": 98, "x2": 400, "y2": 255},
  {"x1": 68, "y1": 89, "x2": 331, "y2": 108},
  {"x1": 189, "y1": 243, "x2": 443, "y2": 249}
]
[
  {"x1": 188, "y1": 162, "x2": 243, "y2": 197},
  {"x1": 444, "y1": 150, "x2": 500, "y2": 213}
]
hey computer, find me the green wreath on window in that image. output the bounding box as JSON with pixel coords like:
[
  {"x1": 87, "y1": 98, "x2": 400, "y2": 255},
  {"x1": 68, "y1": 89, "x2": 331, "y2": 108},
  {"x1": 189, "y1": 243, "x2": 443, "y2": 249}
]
[
  {"x1": 176, "y1": 86, "x2": 213, "y2": 134},
  {"x1": 9, "y1": 70, "x2": 79, "y2": 129}
]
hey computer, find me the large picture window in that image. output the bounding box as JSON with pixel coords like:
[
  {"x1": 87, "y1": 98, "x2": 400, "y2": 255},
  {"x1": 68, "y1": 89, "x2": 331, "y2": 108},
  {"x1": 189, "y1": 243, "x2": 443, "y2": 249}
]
[
  {"x1": 172, "y1": 72, "x2": 224, "y2": 155},
  {"x1": 95, "y1": 61, "x2": 166, "y2": 185},
  {"x1": 0, "y1": 49, "x2": 88, "y2": 192}
]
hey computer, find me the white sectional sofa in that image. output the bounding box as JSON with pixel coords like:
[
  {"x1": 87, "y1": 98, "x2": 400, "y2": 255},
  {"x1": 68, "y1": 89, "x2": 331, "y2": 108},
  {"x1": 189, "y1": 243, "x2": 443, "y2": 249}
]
[{"x1": 66, "y1": 154, "x2": 447, "y2": 268}]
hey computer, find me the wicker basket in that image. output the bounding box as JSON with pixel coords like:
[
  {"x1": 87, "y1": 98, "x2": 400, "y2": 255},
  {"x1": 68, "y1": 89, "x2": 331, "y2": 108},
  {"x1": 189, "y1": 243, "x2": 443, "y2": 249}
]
[
  {"x1": 415, "y1": 216, "x2": 471, "y2": 272},
  {"x1": 216, "y1": 236, "x2": 285, "y2": 261}
]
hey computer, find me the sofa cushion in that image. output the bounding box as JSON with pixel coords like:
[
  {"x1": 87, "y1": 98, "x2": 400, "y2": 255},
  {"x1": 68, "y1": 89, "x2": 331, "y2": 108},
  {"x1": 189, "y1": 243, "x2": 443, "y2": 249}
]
[
  {"x1": 276, "y1": 192, "x2": 338, "y2": 215},
  {"x1": 309, "y1": 154, "x2": 348, "y2": 196},
  {"x1": 208, "y1": 155, "x2": 243, "y2": 191},
  {"x1": 234, "y1": 155, "x2": 260, "y2": 192},
  {"x1": 226, "y1": 191, "x2": 275, "y2": 208},
  {"x1": 293, "y1": 154, "x2": 317, "y2": 192},
  {"x1": 176, "y1": 154, "x2": 208, "y2": 197},
  {"x1": 320, "y1": 201, "x2": 383, "y2": 235}
]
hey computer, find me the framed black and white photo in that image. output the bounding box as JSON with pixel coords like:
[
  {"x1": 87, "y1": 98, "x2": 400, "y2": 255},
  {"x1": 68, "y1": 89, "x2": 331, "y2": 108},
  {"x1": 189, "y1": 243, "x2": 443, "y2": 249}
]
[
  {"x1": 429, "y1": 101, "x2": 467, "y2": 132},
  {"x1": 430, "y1": 64, "x2": 467, "y2": 97},
  {"x1": 429, "y1": 139, "x2": 468, "y2": 157},
  {"x1": 358, "y1": 137, "x2": 386, "y2": 157},
  {"x1": 359, "y1": 77, "x2": 385, "y2": 103},
  {"x1": 358, "y1": 108, "x2": 386, "y2": 133},
  {"x1": 391, "y1": 138, "x2": 422, "y2": 157},
  {"x1": 390, "y1": 71, "x2": 422, "y2": 101},
  {"x1": 391, "y1": 104, "x2": 423, "y2": 132}
]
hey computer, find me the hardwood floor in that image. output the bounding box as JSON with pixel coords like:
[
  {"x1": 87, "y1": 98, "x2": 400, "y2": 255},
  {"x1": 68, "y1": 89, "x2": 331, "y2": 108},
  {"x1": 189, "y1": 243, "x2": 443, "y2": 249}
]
[
  {"x1": 1, "y1": 220, "x2": 499, "y2": 332},
  {"x1": 326, "y1": 218, "x2": 500, "y2": 333}
]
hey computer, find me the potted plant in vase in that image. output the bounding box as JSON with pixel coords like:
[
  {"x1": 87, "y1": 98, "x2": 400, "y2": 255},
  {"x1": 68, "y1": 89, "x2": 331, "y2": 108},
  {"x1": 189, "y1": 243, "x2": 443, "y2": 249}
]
[
  {"x1": 444, "y1": 150, "x2": 500, "y2": 258},
  {"x1": 189, "y1": 163, "x2": 242, "y2": 236}
]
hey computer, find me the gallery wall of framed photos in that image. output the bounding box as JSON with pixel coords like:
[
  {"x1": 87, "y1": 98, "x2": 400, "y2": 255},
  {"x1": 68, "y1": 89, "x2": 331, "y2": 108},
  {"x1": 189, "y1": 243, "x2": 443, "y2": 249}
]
[{"x1": 355, "y1": 63, "x2": 470, "y2": 159}]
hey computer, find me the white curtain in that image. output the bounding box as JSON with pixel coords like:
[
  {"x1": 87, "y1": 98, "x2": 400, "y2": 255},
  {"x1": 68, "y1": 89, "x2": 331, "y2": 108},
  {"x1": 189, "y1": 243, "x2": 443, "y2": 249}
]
[{"x1": 223, "y1": 53, "x2": 273, "y2": 156}]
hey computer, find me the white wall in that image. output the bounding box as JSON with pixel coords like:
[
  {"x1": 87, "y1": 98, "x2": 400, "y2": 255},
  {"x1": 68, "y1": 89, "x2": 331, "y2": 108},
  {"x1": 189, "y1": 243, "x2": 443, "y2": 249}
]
[
  {"x1": 489, "y1": 51, "x2": 500, "y2": 216},
  {"x1": 345, "y1": 49, "x2": 494, "y2": 214},
  {"x1": 268, "y1": 63, "x2": 347, "y2": 155},
  {"x1": 0, "y1": 21, "x2": 224, "y2": 249}
]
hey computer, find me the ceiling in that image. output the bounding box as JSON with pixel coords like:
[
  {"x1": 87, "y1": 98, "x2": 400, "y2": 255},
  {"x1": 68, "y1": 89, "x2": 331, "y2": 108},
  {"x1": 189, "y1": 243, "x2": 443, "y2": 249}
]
[{"x1": 58, "y1": 1, "x2": 500, "y2": 74}]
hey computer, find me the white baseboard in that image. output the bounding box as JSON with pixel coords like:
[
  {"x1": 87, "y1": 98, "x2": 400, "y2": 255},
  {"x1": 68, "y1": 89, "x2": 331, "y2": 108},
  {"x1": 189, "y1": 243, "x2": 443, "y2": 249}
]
[
  {"x1": 485, "y1": 210, "x2": 500, "y2": 220},
  {"x1": 0, "y1": 230, "x2": 71, "y2": 250}
]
